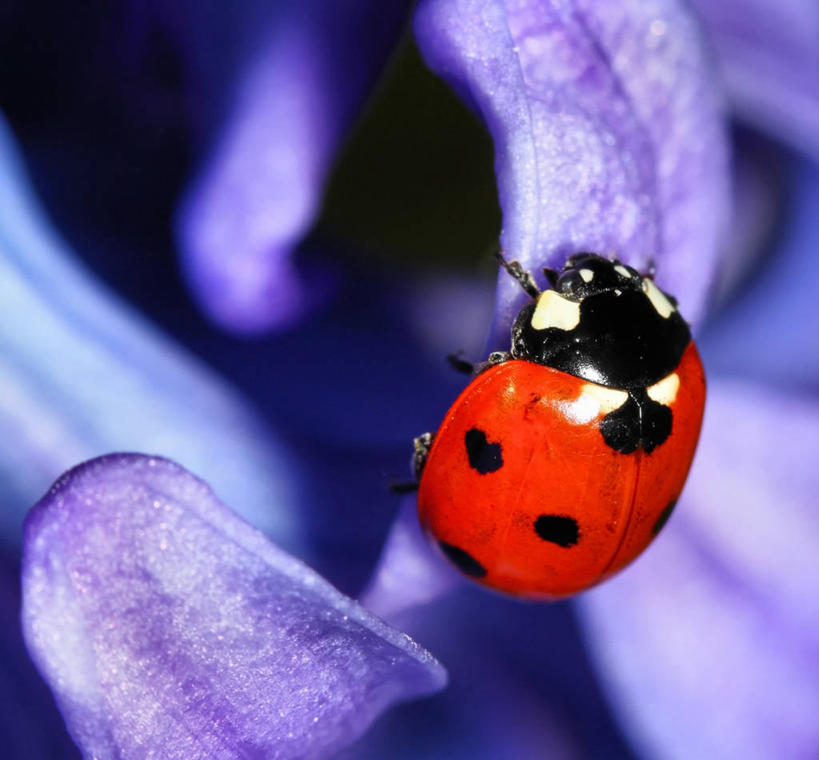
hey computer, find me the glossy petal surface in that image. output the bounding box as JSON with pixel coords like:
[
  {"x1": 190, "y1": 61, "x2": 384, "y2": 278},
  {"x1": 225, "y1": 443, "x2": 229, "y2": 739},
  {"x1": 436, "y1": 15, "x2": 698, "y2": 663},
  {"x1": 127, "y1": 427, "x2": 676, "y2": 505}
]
[
  {"x1": 176, "y1": 2, "x2": 409, "y2": 333},
  {"x1": 0, "y1": 115, "x2": 298, "y2": 549},
  {"x1": 691, "y1": 0, "x2": 819, "y2": 159},
  {"x1": 415, "y1": 0, "x2": 729, "y2": 334},
  {"x1": 22, "y1": 454, "x2": 446, "y2": 760},
  {"x1": 579, "y1": 380, "x2": 819, "y2": 760}
]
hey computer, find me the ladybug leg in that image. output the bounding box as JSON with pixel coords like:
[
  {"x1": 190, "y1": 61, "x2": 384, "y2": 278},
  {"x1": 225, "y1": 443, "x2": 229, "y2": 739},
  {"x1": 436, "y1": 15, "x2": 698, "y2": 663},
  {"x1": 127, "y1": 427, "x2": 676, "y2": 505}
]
[
  {"x1": 412, "y1": 432, "x2": 434, "y2": 480},
  {"x1": 495, "y1": 251, "x2": 540, "y2": 299},
  {"x1": 448, "y1": 350, "x2": 511, "y2": 378},
  {"x1": 482, "y1": 351, "x2": 511, "y2": 369},
  {"x1": 446, "y1": 352, "x2": 476, "y2": 375},
  {"x1": 389, "y1": 434, "x2": 433, "y2": 493},
  {"x1": 389, "y1": 480, "x2": 419, "y2": 494}
]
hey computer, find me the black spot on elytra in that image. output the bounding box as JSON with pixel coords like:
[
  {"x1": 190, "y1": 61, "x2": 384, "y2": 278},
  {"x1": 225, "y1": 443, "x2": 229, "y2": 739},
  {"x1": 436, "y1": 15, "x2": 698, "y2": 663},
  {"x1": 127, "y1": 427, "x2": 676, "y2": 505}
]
[
  {"x1": 599, "y1": 388, "x2": 672, "y2": 454},
  {"x1": 534, "y1": 515, "x2": 580, "y2": 547},
  {"x1": 464, "y1": 428, "x2": 503, "y2": 474},
  {"x1": 652, "y1": 499, "x2": 677, "y2": 535},
  {"x1": 438, "y1": 541, "x2": 487, "y2": 577}
]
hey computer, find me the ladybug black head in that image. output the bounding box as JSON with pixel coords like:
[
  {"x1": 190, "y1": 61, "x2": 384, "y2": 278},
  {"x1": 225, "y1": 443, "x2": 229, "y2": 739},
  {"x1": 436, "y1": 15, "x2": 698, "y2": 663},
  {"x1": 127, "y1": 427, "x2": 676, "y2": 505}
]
[
  {"x1": 509, "y1": 253, "x2": 691, "y2": 389},
  {"x1": 556, "y1": 253, "x2": 642, "y2": 301}
]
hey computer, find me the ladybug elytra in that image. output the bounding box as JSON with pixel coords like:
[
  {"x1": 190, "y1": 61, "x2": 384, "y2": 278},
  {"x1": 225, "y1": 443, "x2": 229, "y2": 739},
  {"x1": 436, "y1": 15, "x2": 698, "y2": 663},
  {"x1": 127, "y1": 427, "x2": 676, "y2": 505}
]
[{"x1": 413, "y1": 253, "x2": 705, "y2": 600}]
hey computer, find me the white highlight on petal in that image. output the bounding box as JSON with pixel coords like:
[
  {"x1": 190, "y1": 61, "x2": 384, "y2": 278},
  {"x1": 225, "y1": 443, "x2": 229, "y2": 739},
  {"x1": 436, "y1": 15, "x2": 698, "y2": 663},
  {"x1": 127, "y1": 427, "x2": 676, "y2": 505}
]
[
  {"x1": 642, "y1": 278, "x2": 675, "y2": 318},
  {"x1": 580, "y1": 268, "x2": 594, "y2": 283},
  {"x1": 559, "y1": 383, "x2": 628, "y2": 424},
  {"x1": 531, "y1": 290, "x2": 581, "y2": 331},
  {"x1": 647, "y1": 373, "x2": 680, "y2": 406}
]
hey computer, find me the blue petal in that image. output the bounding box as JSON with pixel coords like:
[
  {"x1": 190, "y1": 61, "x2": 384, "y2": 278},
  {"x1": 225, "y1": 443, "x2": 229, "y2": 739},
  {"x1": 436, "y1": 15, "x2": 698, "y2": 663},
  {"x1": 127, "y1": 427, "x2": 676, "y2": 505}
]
[
  {"x1": 175, "y1": 1, "x2": 412, "y2": 333},
  {"x1": 0, "y1": 114, "x2": 300, "y2": 550},
  {"x1": 701, "y1": 160, "x2": 819, "y2": 388},
  {"x1": 691, "y1": 0, "x2": 819, "y2": 159},
  {"x1": 350, "y1": 588, "x2": 634, "y2": 759}
]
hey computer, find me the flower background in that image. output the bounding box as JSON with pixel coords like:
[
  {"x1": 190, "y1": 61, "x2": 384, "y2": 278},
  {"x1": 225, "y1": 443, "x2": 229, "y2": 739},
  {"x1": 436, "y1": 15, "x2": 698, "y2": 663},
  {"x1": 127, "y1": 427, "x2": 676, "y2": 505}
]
[{"x1": 1, "y1": 0, "x2": 818, "y2": 758}]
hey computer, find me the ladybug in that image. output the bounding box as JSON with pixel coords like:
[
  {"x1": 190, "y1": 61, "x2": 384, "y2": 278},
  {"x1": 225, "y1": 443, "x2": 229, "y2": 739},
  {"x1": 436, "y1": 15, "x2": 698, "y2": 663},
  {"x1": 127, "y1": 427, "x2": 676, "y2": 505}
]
[{"x1": 413, "y1": 252, "x2": 705, "y2": 600}]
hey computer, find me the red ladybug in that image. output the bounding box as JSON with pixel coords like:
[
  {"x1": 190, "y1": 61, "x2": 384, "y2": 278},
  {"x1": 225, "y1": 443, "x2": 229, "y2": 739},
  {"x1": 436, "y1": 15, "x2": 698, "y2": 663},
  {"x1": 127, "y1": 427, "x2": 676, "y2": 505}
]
[{"x1": 413, "y1": 253, "x2": 705, "y2": 599}]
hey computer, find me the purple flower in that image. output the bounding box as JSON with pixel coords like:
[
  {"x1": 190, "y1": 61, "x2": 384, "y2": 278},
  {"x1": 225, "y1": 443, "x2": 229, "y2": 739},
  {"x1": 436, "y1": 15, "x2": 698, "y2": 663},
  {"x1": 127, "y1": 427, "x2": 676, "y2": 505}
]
[
  {"x1": 22, "y1": 454, "x2": 444, "y2": 759},
  {"x1": 3, "y1": 0, "x2": 819, "y2": 758}
]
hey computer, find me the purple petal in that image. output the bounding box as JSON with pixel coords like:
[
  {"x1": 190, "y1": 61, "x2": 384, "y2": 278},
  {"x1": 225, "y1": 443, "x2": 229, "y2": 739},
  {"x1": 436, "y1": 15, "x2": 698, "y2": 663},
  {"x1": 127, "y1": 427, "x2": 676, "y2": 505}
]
[
  {"x1": 702, "y1": 160, "x2": 819, "y2": 387},
  {"x1": 176, "y1": 2, "x2": 410, "y2": 334},
  {"x1": 707, "y1": 134, "x2": 783, "y2": 305},
  {"x1": 0, "y1": 558, "x2": 79, "y2": 758},
  {"x1": 578, "y1": 380, "x2": 819, "y2": 759},
  {"x1": 414, "y1": 0, "x2": 729, "y2": 332},
  {"x1": 22, "y1": 454, "x2": 446, "y2": 760},
  {"x1": 348, "y1": 588, "x2": 633, "y2": 759},
  {"x1": 360, "y1": 499, "x2": 464, "y2": 622},
  {"x1": 0, "y1": 114, "x2": 300, "y2": 549},
  {"x1": 690, "y1": 0, "x2": 819, "y2": 159}
]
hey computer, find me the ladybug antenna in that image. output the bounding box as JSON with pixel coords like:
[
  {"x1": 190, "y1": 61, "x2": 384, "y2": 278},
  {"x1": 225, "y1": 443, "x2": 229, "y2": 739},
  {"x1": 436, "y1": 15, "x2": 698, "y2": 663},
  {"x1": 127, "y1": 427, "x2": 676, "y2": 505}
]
[
  {"x1": 645, "y1": 258, "x2": 657, "y2": 279},
  {"x1": 495, "y1": 251, "x2": 540, "y2": 299}
]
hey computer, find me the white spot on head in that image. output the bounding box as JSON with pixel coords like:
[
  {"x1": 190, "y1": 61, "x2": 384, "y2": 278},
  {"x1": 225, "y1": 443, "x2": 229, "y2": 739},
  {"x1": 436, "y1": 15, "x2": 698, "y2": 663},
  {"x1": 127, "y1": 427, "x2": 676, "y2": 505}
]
[
  {"x1": 531, "y1": 290, "x2": 581, "y2": 331},
  {"x1": 647, "y1": 373, "x2": 680, "y2": 405},
  {"x1": 614, "y1": 264, "x2": 631, "y2": 279},
  {"x1": 559, "y1": 383, "x2": 628, "y2": 424},
  {"x1": 642, "y1": 278, "x2": 675, "y2": 318},
  {"x1": 579, "y1": 268, "x2": 594, "y2": 283}
]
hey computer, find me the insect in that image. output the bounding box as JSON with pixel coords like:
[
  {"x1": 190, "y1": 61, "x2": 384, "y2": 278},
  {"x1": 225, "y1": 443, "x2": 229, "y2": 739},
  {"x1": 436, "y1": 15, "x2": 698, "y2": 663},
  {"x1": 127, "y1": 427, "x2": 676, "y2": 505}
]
[{"x1": 413, "y1": 252, "x2": 705, "y2": 599}]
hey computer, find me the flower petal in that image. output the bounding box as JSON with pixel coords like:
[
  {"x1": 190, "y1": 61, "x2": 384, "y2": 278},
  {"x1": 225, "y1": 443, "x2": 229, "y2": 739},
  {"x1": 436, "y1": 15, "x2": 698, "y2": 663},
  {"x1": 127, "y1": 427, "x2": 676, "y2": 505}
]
[
  {"x1": 0, "y1": 558, "x2": 79, "y2": 759},
  {"x1": 414, "y1": 0, "x2": 729, "y2": 331},
  {"x1": 360, "y1": 498, "x2": 464, "y2": 621},
  {"x1": 0, "y1": 114, "x2": 300, "y2": 549},
  {"x1": 348, "y1": 588, "x2": 634, "y2": 759},
  {"x1": 22, "y1": 454, "x2": 446, "y2": 760},
  {"x1": 578, "y1": 379, "x2": 819, "y2": 759},
  {"x1": 176, "y1": 2, "x2": 411, "y2": 334},
  {"x1": 690, "y1": 0, "x2": 819, "y2": 159},
  {"x1": 701, "y1": 160, "x2": 819, "y2": 387}
]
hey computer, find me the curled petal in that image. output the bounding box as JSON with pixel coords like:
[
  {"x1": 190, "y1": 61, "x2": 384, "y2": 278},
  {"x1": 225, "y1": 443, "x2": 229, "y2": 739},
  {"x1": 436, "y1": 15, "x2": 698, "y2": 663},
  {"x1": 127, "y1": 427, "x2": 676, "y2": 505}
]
[
  {"x1": 0, "y1": 114, "x2": 299, "y2": 549},
  {"x1": 22, "y1": 455, "x2": 446, "y2": 760},
  {"x1": 414, "y1": 0, "x2": 729, "y2": 332},
  {"x1": 176, "y1": 2, "x2": 410, "y2": 334},
  {"x1": 579, "y1": 380, "x2": 819, "y2": 760},
  {"x1": 690, "y1": 0, "x2": 819, "y2": 159}
]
